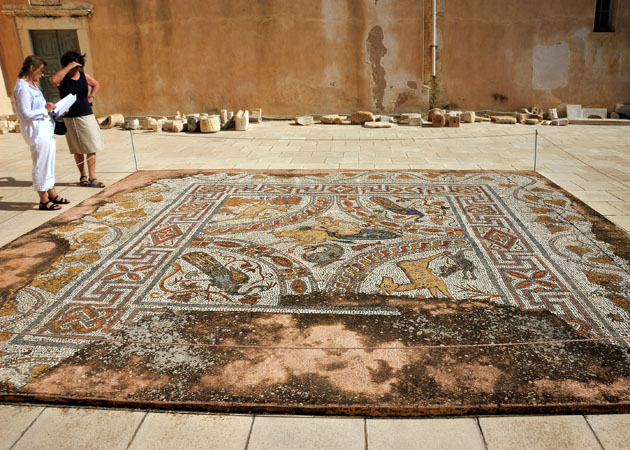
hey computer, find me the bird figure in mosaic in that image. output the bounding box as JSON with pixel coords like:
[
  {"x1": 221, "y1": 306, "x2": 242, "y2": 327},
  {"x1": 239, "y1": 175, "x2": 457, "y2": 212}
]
[
  {"x1": 370, "y1": 196, "x2": 425, "y2": 221},
  {"x1": 182, "y1": 252, "x2": 269, "y2": 295}
]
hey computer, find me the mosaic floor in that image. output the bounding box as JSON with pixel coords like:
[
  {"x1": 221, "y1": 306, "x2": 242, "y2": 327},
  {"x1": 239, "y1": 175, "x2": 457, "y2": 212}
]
[{"x1": 1, "y1": 171, "x2": 629, "y2": 414}]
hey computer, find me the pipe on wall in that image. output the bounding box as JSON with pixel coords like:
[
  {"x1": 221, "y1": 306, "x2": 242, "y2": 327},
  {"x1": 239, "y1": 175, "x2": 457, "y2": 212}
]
[{"x1": 432, "y1": 0, "x2": 437, "y2": 77}]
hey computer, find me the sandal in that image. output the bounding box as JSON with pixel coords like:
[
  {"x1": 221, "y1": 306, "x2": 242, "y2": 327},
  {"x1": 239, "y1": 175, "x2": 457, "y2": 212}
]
[
  {"x1": 87, "y1": 178, "x2": 105, "y2": 188},
  {"x1": 79, "y1": 175, "x2": 90, "y2": 186},
  {"x1": 51, "y1": 195, "x2": 70, "y2": 205},
  {"x1": 39, "y1": 200, "x2": 62, "y2": 211}
]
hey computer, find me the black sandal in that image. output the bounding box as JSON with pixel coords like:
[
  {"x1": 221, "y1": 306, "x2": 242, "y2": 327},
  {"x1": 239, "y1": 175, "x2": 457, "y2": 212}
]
[
  {"x1": 87, "y1": 178, "x2": 105, "y2": 188},
  {"x1": 51, "y1": 195, "x2": 70, "y2": 205},
  {"x1": 79, "y1": 175, "x2": 90, "y2": 186},
  {"x1": 39, "y1": 200, "x2": 62, "y2": 211}
]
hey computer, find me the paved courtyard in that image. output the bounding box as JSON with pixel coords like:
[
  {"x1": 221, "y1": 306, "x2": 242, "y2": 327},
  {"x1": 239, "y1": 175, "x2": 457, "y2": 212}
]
[{"x1": 1, "y1": 121, "x2": 629, "y2": 448}]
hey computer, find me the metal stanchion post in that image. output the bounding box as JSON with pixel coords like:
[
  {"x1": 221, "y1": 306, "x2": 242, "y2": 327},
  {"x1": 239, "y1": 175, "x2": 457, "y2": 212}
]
[
  {"x1": 130, "y1": 130, "x2": 139, "y2": 171},
  {"x1": 534, "y1": 129, "x2": 538, "y2": 171}
]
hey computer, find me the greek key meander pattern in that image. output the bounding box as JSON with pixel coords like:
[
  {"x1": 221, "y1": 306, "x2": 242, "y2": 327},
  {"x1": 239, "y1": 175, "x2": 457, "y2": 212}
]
[{"x1": 2, "y1": 172, "x2": 629, "y2": 387}]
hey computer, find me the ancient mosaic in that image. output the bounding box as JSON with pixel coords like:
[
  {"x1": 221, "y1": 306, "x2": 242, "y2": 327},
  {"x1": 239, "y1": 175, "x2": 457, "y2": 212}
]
[{"x1": 2, "y1": 171, "x2": 630, "y2": 387}]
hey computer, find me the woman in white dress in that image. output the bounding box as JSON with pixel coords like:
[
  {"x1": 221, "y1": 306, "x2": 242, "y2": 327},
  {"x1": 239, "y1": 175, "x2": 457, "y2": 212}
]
[{"x1": 13, "y1": 55, "x2": 70, "y2": 210}]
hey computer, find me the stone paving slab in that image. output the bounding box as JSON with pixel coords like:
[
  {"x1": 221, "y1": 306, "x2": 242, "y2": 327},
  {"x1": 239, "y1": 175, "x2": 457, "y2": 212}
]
[{"x1": 478, "y1": 415, "x2": 602, "y2": 450}]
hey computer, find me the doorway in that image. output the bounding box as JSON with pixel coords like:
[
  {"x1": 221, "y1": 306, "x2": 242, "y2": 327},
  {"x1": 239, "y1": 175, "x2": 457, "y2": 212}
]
[{"x1": 29, "y1": 29, "x2": 80, "y2": 102}]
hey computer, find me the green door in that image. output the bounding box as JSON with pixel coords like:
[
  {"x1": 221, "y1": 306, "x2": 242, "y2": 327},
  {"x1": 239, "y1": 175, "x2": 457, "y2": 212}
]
[{"x1": 29, "y1": 29, "x2": 80, "y2": 102}]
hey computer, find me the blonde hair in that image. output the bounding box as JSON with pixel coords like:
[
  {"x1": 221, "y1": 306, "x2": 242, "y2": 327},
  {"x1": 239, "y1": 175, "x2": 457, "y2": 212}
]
[{"x1": 18, "y1": 55, "x2": 47, "y2": 78}]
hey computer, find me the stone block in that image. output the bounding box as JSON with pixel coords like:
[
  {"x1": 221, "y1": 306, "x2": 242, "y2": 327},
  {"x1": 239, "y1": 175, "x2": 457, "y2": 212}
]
[
  {"x1": 0, "y1": 127, "x2": 8, "y2": 134},
  {"x1": 547, "y1": 108, "x2": 558, "y2": 120},
  {"x1": 615, "y1": 104, "x2": 630, "y2": 117},
  {"x1": 531, "y1": 106, "x2": 543, "y2": 119},
  {"x1": 446, "y1": 115, "x2": 460, "y2": 127},
  {"x1": 428, "y1": 108, "x2": 442, "y2": 122},
  {"x1": 428, "y1": 109, "x2": 445, "y2": 127},
  {"x1": 234, "y1": 110, "x2": 249, "y2": 131},
  {"x1": 187, "y1": 115, "x2": 201, "y2": 132},
  {"x1": 566, "y1": 104, "x2": 583, "y2": 119},
  {"x1": 524, "y1": 118, "x2": 539, "y2": 125},
  {"x1": 407, "y1": 114, "x2": 423, "y2": 126},
  {"x1": 568, "y1": 118, "x2": 630, "y2": 126},
  {"x1": 551, "y1": 118, "x2": 569, "y2": 126},
  {"x1": 491, "y1": 116, "x2": 517, "y2": 124},
  {"x1": 99, "y1": 113, "x2": 124, "y2": 129},
  {"x1": 220, "y1": 109, "x2": 228, "y2": 124},
  {"x1": 611, "y1": 112, "x2": 621, "y2": 119},
  {"x1": 164, "y1": 119, "x2": 183, "y2": 132},
  {"x1": 124, "y1": 118, "x2": 140, "y2": 130},
  {"x1": 350, "y1": 111, "x2": 375, "y2": 124},
  {"x1": 363, "y1": 121, "x2": 392, "y2": 128},
  {"x1": 14, "y1": 122, "x2": 20, "y2": 133},
  {"x1": 379, "y1": 115, "x2": 390, "y2": 123},
  {"x1": 460, "y1": 111, "x2": 475, "y2": 123},
  {"x1": 200, "y1": 115, "x2": 221, "y2": 133},
  {"x1": 515, "y1": 113, "x2": 527, "y2": 124},
  {"x1": 320, "y1": 114, "x2": 346, "y2": 124},
  {"x1": 139, "y1": 118, "x2": 154, "y2": 130},
  {"x1": 295, "y1": 115, "x2": 314, "y2": 126},
  {"x1": 582, "y1": 108, "x2": 607, "y2": 119},
  {"x1": 250, "y1": 108, "x2": 262, "y2": 123}
]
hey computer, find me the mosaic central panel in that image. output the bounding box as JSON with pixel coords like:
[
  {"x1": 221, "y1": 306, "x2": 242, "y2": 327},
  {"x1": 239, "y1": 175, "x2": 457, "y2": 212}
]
[{"x1": 1, "y1": 171, "x2": 629, "y2": 387}]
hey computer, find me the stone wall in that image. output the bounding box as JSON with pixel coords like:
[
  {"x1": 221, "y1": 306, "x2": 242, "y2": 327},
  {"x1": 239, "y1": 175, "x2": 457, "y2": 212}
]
[
  {"x1": 0, "y1": 58, "x2": 13, "y2": 115},
  {"x1": 1, "y1": 0, "x2": 628, "y2": 115},
  {"x1": 0, "y1": 0, "x2": 428, "y2": 116},
  {"x1": 434, "y1": 0, "x2": 630, "y2": 111}
]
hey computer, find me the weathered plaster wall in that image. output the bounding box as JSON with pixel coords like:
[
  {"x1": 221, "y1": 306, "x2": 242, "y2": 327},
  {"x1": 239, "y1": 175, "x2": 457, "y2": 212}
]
[
  {"x1": 0, "y1": 0, "x2": 427, "y2": 116},
  {"x1": 0, "y1": 58, "x2": 13, "y2": 115},
  {"x1": 436, "y1": 0, "x2": 630, "y2": 111}
]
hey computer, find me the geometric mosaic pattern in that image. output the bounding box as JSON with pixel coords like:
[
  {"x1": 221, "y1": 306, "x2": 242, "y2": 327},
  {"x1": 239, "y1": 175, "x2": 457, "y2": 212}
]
[{"x1": 1, "y1": 171, "x2": 630, "y2": 387}]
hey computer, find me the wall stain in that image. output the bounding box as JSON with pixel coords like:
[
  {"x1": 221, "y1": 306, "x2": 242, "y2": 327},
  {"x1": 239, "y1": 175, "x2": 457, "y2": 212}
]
[
  {"x1": 492, "y1": 93, "x2": 509, "y2": 103},
  {"x1": 394, "y1": 91, "x2": 412, "y2": 111},
  {"x1": 407, "y1": 81, "x2": 418, "y2": 89},
  {"x1": 367, "y1": 25, "x2": 387, "y2": 111}
]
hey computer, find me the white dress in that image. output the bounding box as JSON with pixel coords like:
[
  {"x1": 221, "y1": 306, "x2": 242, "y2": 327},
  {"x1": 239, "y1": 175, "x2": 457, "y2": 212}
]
[{"x1": 13, "y1": 79, "x2": 56, "y2": 192}]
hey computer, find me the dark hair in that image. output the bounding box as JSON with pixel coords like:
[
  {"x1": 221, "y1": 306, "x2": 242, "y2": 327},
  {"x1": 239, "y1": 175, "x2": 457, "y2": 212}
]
[
  {"x1": 18, "y1": 55, "x2": 47, "y2": 78},
  {"x1": 60, "y1": 51, "x2": 86, "y2": 67}
]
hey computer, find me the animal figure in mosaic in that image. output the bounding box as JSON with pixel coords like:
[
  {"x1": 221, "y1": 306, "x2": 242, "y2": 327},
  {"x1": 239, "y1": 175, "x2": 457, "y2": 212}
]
[
  {"x1": 182, "y1": 252, "x2": 270, "y2": 295},
  {"x1": 273, "y1": 222, "x2": 401, "y2": 252},
  {"x1": 302, "y1": 243, "x2": 344, "y2": 266},
  {"x1": 439, "y1": 249, "x2": 477, "y2": 280},
  {"x1": 379, "y1": 252, "x2": 452, "y2": 298},
  {"x1": 370, "y1": 196, "x2": 424, "y2": 221},
  {"x1": 216, "y1": 197, "x2": 290, "y2": 222}
]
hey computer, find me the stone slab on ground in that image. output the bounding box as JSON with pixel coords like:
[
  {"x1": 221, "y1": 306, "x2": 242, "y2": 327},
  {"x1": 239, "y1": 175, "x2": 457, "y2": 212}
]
[
  {"x1": 295, "y1": 116, "x2": 314, "y2": 126},
  {"x1": 363, "y1": 121, "x2": 392, "y2": 128},
  {"x1": 566, "y1": 105, "x2": 583, "y2": 120},
  {"x1": 491, "y1": 116, "x2": 517, "y2": 124},
  {"x1": 582, "y1": 108, "x2": 608, "y2": 119},
  {"x1": 569, "y1": 118, "x2": 630, "y2": 126}
]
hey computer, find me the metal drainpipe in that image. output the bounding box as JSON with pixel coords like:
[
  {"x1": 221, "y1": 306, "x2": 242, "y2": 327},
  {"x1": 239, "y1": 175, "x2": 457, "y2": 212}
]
[{"x1": 432, "y1": 0, "x2": 437, "y2": 78}]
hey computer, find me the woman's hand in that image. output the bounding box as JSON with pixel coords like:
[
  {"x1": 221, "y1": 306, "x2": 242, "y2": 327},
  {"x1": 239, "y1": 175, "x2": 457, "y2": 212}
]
[{"x1": 45, "y1": 102, "x2": 56, "y2": 112}]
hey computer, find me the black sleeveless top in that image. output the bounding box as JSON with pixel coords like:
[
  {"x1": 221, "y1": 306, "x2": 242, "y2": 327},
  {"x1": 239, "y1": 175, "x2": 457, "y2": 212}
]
[{"x1": 58, "y1": 71, "x2": 93, "y2": 118}]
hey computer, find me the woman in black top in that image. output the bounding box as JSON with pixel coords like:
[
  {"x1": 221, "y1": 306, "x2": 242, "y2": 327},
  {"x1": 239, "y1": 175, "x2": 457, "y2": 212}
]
[{"x1": 51, "y1": 51, "x2": 105, "y2": 188}]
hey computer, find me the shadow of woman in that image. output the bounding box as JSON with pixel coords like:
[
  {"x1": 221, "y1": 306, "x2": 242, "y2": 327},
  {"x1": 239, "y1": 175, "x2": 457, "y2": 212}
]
[{"x1": 0, "y1": 201, "x2": 37, "y2": 212}]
